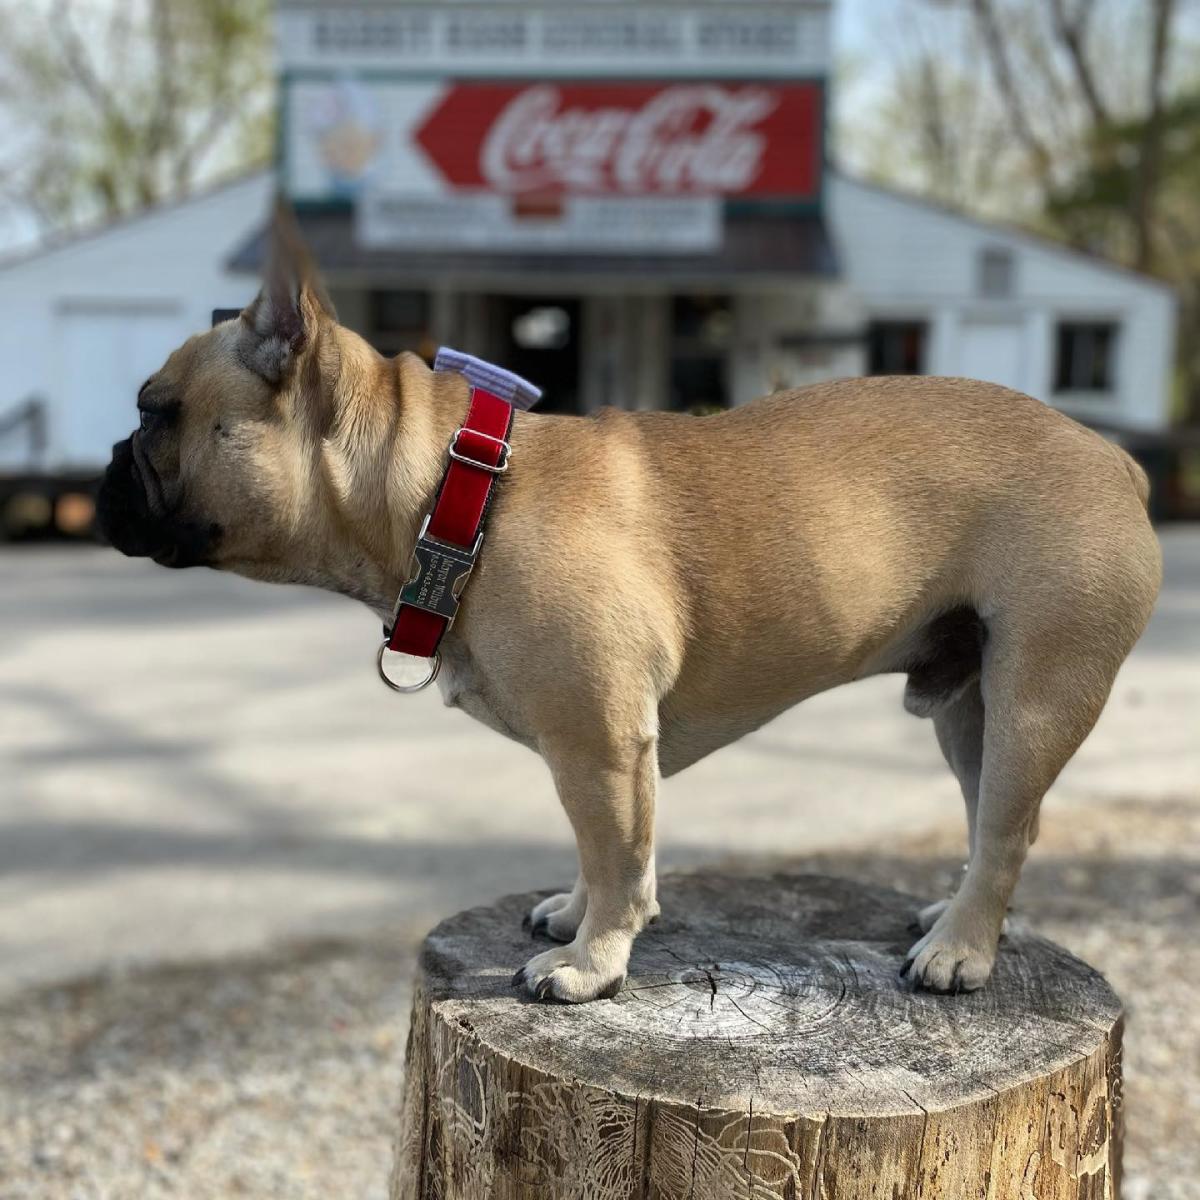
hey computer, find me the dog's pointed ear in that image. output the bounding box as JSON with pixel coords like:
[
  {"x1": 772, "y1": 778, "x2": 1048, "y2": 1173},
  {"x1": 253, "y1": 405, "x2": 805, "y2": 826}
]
[{"x1": 240, "y1": 197, "x2": 337, "y2": 384}]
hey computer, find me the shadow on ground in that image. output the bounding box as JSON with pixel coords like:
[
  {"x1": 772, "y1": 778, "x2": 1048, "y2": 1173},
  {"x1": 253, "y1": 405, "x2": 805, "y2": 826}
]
[{"x1": 2, "y1": 795, "x2": 1195, "y2": 1200}]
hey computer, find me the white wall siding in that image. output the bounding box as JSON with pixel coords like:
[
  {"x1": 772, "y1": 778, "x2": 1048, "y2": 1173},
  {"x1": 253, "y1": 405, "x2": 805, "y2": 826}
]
[
  {"x1": 730, "y1": 281, "x2": 866, "y2": 405},
  {"x1": 0, "y1": 166, "x2": 1176, "y2": 476},
  {"x1": 827, "y1": 174, "x2": 1177, "y2": 430},
  {"x1": 0, "y1": 174, "x2": 272, "y2": 470}
]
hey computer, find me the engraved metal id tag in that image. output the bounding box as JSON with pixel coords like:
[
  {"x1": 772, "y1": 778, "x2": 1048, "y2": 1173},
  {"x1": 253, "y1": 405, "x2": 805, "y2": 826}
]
[{"x1": 397, "y1": 527, "x2": 480, "y2": 625}]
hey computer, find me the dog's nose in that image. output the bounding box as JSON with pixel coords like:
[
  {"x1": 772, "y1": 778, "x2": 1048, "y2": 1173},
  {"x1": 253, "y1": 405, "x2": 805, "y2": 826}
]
[{"x1": 96, "y1": 438, "x2": 154, "y2": 555}]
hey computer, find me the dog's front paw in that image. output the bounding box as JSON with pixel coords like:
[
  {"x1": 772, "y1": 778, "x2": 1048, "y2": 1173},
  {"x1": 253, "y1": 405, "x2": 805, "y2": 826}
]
[
  {"x1": 901, "y1": 922, "x2": 996, "y2": 994},
  {"x1": 512, "y1": 943, "x2": 625, "y2": 1004},
  {"x1": 524, "y1": 891, "x2": 585, "y2": 943}
]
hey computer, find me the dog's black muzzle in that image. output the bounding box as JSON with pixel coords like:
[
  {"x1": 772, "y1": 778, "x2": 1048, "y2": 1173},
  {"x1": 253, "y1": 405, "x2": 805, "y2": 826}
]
[{"x1": 96, "y1": 437, "x2": 219, "y2": 569}]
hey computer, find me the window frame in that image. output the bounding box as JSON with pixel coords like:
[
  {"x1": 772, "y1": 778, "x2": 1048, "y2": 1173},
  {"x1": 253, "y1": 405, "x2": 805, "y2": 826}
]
[
  {"x1": 977, "y1": 246, "x2": 1017, "y2": 300},
  {"x1": 866, "y1": 318, "x2": 930, "y2": 377},
  {"x1": 668, "y1": 292, "x2": 734, "y2": 412},
  {"x1": 1052, "y1": 319, "x2": 1120, "y2": 398}
]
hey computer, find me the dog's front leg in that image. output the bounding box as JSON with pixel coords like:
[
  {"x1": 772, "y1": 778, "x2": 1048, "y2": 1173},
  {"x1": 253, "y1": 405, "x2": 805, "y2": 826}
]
[{"x1": 515, "y1": 732, "x2": 659, "y2": 1003}]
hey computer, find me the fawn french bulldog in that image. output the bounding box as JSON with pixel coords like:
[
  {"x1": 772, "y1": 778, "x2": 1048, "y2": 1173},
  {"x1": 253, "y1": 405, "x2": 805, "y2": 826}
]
[{"x1": 98, "y1": 209, "x2": 1161, "y2": 1002}]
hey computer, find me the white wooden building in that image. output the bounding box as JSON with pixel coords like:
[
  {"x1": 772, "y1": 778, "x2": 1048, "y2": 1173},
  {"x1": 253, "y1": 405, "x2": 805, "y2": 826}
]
[
  {"x1": 0, "y1": 174, "x2": 272, "y2": 473},
  {"x1": 0, "y1": 164, "x2": 1176, "y2": 479},
  {"x1": 0, "y1": 0, "x2": 1177, "y2": 482},
  {"x1": 828, "y1": 175, "x2": 1176, "y2": 433}
]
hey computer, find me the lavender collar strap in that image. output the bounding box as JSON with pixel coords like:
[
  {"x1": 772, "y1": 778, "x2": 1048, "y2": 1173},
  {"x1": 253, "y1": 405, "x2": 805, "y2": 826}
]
[{"x1": 433, "y1": 347, "x2": 543, "y2": 411}]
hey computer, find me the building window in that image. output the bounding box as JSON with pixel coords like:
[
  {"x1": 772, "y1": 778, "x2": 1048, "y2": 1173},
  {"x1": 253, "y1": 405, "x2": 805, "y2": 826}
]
[
  {"x1": 669, "y1": 294, "x2": 733, "y2": 411},
  {"x1": 1054, "y1": 322, "x2": 1117, "y2": 393},
  {"x1": 369, "y1": 290, "x2": 431, "y2": 359},
  {"x1": 490, "y1": 295, "x2": 582, "y2": 415},
  {"x1": 867, "y1": 321, "x2": 928, "y2": 375},
  {"x1": 978, "y1": 247, "x2": 1015, "y2": 298}
]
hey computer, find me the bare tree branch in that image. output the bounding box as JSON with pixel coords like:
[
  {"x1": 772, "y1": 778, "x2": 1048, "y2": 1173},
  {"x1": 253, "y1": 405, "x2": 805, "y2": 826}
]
[
  {"x1": 1048, "y1": 0, "x2": 1111, "y2": 128},
  {"x1": 0, "y1": 0, "x2": 272, "y2": 234},
  {"x1": 173, "y1": 96, "x2": 241, "y2": 192},
  {"x1": 968, "y1": 0, "x2": 1054, "y2": 181},
  {"x1": 146, "y1": 0, "x2": 181, "y2": 159},
  {"x1": 49, "y1": 0, "x2": 129, "y2": 141},
  {"x1": 1132, "y1": 0, "x2": 1176, "y2": 270}
]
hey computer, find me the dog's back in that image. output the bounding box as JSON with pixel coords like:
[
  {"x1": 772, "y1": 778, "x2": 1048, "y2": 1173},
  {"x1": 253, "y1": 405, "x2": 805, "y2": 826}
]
[{"x1": 603, "y1": 375, "x2": 1158, "y2": 681}]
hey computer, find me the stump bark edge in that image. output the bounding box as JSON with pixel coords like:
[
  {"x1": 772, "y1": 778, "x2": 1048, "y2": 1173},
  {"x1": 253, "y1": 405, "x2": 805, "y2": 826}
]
[{"x1": 391, "y1": 872, "x2": 1123, "y2": 1200}]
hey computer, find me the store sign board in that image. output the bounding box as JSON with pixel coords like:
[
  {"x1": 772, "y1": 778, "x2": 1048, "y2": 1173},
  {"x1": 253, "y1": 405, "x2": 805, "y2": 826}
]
[
  {"x1": 415, "y1": 83, "x2": 820, "y2": 198},
  {"x1": 358, "y1": 193, "x2": 722, "y2": 253},
  {"x1": 285, "y1": 79, "x2": 822, "y2": 203},
  {"x1": 277, "y1": 3, "x2": 832, "y2": 78}
]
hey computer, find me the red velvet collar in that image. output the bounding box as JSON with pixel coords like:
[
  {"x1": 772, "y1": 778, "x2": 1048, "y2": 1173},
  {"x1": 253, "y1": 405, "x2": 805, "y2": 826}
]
[{"x1": 377, "y1": 386, "x2": 514, "y2": 693}]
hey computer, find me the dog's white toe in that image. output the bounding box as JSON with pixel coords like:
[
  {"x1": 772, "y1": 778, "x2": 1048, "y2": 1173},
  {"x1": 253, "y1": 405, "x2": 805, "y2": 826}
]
[
  {"x1": 526, "y1": 891, "x2": 585, "y2": 942},
  {"x1": 902, "y1": 922, "x2": 995, "y2": 993},
  {"x1": 513, "y1": 944, "x2": 625, "y2": 1004}
]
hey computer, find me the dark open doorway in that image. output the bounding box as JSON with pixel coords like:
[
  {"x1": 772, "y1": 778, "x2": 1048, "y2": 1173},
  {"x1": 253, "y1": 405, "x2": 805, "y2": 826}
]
[{"x1": 487, "y1": 296, "x2": 582, "y2": 415}]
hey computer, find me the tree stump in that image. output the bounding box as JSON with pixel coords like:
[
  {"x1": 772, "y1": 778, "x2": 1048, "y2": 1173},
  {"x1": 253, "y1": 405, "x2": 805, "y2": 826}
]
[{"x1": 391, "y1": 874, "x2": 1123, "y2": 1200}]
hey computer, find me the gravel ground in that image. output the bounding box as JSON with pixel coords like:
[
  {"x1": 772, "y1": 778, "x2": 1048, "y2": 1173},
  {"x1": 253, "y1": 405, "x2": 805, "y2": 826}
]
[
  {"x1": 753, "y1": 794, "x2": 1200, "y2": 1200},
  {"x1": 0, "y1": 932, "x2": 420, "y2": 1200},
  {"x1": 1, "y1": 793, "x2": 1195, "y2": 1200}
]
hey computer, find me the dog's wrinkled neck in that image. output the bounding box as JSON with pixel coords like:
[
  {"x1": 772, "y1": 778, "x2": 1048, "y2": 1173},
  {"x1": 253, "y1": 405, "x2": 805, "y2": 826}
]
[
  {"x1": 308, "y1": 336, "x2": 472, "y2": 621},
  {"x1": 384, "y1": 352, "x2": 471, "y2": 564}
]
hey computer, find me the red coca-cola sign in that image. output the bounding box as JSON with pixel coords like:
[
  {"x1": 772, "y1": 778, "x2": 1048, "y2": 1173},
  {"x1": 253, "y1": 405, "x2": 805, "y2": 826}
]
[{"x1": 414, "y1": 82, "x2": 821, "y2": 198}]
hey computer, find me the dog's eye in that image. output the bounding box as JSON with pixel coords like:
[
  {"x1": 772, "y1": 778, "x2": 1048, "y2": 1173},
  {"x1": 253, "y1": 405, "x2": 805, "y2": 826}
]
[{"x1": 137, "y1": 398, "x2": 179, "y2": 432}]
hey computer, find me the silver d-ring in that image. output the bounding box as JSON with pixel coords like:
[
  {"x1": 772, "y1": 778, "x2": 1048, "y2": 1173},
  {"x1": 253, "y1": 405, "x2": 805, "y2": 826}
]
[{"x1": 377, "y1": 642, "x2": 441, "y2": 694}]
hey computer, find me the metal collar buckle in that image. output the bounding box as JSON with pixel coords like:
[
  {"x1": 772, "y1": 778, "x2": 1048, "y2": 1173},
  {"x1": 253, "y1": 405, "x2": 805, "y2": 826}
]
[
  {"x1": 376, "y1": 516, "x2": 482, "y2": 695},
  {"x1": 395, "y1": 515, "x2": 483, "y2": 629},
  {"x1": 448, "y1": 426, "x2": 511, "y2": 474}
]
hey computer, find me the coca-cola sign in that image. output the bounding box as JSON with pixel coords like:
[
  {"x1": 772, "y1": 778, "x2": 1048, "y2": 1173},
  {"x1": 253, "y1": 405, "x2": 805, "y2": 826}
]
[{"x1": 413, "y1": 82, "x2": 821, "y2": 198}]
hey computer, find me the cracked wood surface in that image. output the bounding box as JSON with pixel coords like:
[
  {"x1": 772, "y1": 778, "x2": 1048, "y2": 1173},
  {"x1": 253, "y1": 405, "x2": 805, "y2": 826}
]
[{"x1": 391, "y1": 873, "x2": 1123, "y2": 1199}]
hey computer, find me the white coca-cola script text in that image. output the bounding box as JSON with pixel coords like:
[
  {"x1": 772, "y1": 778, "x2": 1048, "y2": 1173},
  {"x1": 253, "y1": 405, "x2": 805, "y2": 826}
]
[{"x1": 480, "y1": 85, "x2": 777, "y2": 193}]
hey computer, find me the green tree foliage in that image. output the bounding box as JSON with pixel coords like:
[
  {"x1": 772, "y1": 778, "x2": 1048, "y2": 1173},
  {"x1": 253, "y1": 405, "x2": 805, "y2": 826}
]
[
  {"x1": 0, "y1": 0, "x2": 273, "y2": 234},
  {"x1": 839, "y1": 0, "x2": 1200, "y2": 419}
]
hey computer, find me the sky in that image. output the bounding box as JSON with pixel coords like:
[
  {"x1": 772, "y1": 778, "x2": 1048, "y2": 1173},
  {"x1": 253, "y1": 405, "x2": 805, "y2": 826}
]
[{"x1": 834, "y1": 0, "x2": 876, "y2": 61}]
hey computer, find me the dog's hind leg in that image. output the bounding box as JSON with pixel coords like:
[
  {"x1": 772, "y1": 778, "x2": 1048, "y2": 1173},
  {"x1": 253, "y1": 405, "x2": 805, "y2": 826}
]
[
  {"x1": 515, "y1": 728, "x2": 660, "y2": 1003},
  {"x1": 915, "y1": 681, "x2": 985, "y2": 933},
  {"x1": 526, "y1": 873, "x2": 588, "y2": 942},
  {"x1": 933, "y1": 678, "x2": 985, "y2": 855},
  {"x1": 903, "y1": 611, "x2": 1134, "y2": 993}
]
